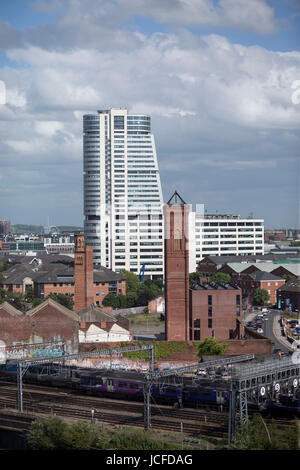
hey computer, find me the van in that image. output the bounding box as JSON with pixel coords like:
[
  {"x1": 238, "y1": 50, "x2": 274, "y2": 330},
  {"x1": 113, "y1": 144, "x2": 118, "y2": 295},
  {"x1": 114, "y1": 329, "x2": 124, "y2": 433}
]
[{"x1": 262, "y1": 308, "x2": 268, "y2": 314}]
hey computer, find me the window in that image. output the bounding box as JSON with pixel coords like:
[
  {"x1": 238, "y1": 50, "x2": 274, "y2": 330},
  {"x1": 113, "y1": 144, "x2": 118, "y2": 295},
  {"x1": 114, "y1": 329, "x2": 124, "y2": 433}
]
[
  {"x1": 194, "y1": 318, "x2": 200, "y2": 329},
  {"x1": 208, "y1": 319, "x2": 212, "y2": 328},
  {"x1": 194, "y1": 330, "x2": 200, "y2": 340},
  {"x1": 236, "y1": 295, "x2": 240, "y2": 305},
  {"x1": 208, "y1": 306, "x2": 212, "y2": 317},
  {"x1": 208, "y1": 295, "x2": 212, "y2": 305}
]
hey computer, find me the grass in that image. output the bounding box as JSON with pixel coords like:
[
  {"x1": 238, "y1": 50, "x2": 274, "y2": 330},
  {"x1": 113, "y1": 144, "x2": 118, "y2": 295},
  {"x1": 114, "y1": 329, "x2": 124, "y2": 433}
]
[
  {"x1": 121, "y1": 341, "x2": 191, "y2": 360},
  {"x1": 127, "y1": 313, "x2": 163, "y2": 326}
]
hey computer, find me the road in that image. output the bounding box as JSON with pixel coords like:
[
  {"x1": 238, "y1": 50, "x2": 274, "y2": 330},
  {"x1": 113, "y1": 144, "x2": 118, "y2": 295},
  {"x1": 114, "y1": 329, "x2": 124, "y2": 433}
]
[{"x1": 244, "y1": 309, "x2": 295, "y2": 354}]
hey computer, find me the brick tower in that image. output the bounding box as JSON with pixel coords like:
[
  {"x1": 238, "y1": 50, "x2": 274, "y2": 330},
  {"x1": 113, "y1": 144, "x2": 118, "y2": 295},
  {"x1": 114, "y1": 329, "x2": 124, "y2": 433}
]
[
  {"x1": 74, "y1": 234, "x2": 94, "y2": 312},
  {"x1": 164, "y1": 191, "x2": 190, "y2": 341}
]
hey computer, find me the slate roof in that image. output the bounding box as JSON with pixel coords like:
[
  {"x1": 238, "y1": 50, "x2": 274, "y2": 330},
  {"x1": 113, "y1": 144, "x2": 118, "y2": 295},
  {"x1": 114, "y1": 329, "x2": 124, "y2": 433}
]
[
  {"x1": 77, "y1": 303, "x2": 117, "y2": 323},
  {"x1": 26, "y1": 297, "x2": 80, "y2": 321},
  {"x1": 248, "y1": 271, "x2": 284, "y2": 282},
  {"x1": 277, "y1": 277, "x2": 300, "y2": 293},
  {"x1": 200, "y1": 253, "x2": 300, "y2": 266},
  {"x1": 1, "y1": 261, "x2": 125, "y2": 284},
  {"x1": 190, "y1": 281, "x2": 240, "y2": 291}
]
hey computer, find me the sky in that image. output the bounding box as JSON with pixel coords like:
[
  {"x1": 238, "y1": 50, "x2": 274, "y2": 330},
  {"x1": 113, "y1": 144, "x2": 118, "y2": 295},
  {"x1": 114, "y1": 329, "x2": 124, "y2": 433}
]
[{"x1": 0, "y1": 0, "x2": 299, "y2": 229}]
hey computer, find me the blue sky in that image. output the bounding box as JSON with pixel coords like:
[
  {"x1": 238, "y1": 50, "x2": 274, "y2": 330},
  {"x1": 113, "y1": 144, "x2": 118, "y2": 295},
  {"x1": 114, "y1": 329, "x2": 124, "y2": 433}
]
[{"x1": 0, "y1": 0, "x2": 299, "y2": 228}]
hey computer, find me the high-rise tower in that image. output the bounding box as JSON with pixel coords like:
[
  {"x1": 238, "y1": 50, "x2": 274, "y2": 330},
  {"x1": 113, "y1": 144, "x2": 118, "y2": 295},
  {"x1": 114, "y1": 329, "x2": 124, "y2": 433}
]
[{"x1": 83, "y1": 108, "x2": 164, "y2": 278}]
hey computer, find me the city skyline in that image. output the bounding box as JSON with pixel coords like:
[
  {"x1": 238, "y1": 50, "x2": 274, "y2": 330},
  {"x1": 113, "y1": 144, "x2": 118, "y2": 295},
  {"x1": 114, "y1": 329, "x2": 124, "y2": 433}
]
[{"x1": 0, "y1": 0, "x2": 299, "y2": 228}]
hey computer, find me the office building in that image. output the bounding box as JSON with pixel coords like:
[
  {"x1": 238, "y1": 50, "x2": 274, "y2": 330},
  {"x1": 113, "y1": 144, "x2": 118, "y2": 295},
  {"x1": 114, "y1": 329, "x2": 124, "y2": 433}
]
[
  {"x1": 83, "y1": 108, "x2": 164, "y2": 278},
  {"x1": 189, "y1": 212, "x2": 264, "y2": 272}
]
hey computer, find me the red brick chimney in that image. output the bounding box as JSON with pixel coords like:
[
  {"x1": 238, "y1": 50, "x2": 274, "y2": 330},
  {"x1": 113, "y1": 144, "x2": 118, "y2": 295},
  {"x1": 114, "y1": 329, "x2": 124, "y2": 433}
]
[
  {"x1": 164, "y1": 191, "x2": 190, "y2": 341},
  {"x1": 74, "y1": 234, "x2": 94, "y2": 312}
]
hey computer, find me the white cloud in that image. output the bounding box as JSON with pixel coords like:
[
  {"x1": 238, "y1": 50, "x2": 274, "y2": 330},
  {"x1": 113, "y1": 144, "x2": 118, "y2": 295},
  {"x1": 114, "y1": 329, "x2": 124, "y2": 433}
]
[{"x1": 0, "y1": 6, "x2": 299, "y2": 225}]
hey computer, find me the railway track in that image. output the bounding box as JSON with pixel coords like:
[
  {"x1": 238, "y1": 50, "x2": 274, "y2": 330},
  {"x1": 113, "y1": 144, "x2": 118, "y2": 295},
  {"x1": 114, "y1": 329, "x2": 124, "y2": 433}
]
[
  {"x1": 0, "y1": 381, "x2": 296, "y2": 437},
  {"x1": 0, "y1": 384, "x2": 228, "y2": 437}
]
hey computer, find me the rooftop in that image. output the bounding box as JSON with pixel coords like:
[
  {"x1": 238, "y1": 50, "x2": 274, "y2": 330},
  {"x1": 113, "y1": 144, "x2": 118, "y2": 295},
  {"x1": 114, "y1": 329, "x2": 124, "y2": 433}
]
[{"x1": 190, "y1": 281, "x2": 240, "y2": 291}]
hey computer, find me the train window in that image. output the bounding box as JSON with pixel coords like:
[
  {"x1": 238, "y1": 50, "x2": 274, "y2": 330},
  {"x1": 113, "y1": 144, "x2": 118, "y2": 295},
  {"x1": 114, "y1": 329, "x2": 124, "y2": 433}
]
[
  {"x1": 118, "y1": 382, "x2": 128, "y2": 388},
  {"x1": 95, "y1": 378, "x2": 103, "y2": 385},
  {"x1": 166, "y1": 387, "x2": 176, "y2": 393},
  {"x1": 129, "y1": 383, "x2": 139, "y2": 389},
  {"x1": 200, "y1": 390, "x2": 212, "y2": 396}
]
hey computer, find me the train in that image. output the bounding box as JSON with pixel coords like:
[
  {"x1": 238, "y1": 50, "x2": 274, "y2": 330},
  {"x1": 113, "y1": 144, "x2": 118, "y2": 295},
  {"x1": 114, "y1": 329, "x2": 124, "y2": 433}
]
[
  {"x1": 0, "y1": 362, "x2": 298, "y2": 416},
  {"x1": 264, "y1": 391, "x2": 300, "y2": 416},
  {"x1": 0, "y1": 362, "x2": 230, "y2": 408}
]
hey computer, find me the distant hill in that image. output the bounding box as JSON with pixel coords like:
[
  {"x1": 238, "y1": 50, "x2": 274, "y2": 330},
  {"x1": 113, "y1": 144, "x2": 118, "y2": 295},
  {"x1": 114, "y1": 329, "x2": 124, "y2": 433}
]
[
  {"x1": 11, "y1": 224, "x2": 83, "y2": 234},
  {"x1": 12, "y1": 224, "x2": 44, "y2": 234}
]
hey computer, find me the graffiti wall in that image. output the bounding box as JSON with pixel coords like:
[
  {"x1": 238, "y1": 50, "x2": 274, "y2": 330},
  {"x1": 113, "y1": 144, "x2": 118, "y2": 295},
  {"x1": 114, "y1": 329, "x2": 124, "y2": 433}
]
[{"x1": 0, "y1": 341, "x2": 65, "y2": 364}]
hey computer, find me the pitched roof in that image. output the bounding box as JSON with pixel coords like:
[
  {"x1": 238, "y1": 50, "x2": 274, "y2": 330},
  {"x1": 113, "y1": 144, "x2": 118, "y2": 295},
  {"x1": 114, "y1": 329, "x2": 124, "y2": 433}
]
[
  {"x1": 1, "y1": 261, "x2": 125, "y2": 284},
  {"x1": 199, "y1": 253, "x2": 300, "y2": 266},
  {"x1": 0, "y1": 301, "x2": 24, "y2": 317},
  {"x1": 26, "y1": 297, "x2": 80, "y2": 321},
  {"x1": 167, "y1": 190, "x2": 186, "y2": 205},
  {"x1": 249, "y1": 271, "x2": 284, "y2": 282},
  {"x1": 277, "y1": 277, "x2": 300, "y2": 293},
  {"x1": 77, "y1": 303, "x2": 117, "y2": 323}
]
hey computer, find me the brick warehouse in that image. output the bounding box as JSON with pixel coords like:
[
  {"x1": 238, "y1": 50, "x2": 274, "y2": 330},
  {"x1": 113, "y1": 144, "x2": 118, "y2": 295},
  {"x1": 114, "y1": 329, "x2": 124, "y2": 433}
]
[{"x1": 0, "y1": 298, "x2": 80, "y2": 354}]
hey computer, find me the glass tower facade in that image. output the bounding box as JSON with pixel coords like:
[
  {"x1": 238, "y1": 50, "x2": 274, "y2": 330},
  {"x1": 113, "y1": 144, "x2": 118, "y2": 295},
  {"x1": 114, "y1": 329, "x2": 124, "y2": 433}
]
[{"x1": 83, "y1": 108, "x2": 164, "y2": 278}]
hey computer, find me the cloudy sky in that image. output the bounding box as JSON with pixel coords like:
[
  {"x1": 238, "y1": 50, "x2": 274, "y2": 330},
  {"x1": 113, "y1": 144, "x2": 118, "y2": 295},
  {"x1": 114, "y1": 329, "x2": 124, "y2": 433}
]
[{"x1": 0, "y1": 0, "x2": 299, "y2": 228}]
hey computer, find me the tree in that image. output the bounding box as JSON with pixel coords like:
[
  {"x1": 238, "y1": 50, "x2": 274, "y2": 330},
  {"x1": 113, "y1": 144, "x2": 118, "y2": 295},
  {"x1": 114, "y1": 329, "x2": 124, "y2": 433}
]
[
  {"x1": 102, "y1": 292, "x2": 119, "y2": 309},
  {"x1": 27, "y1": 416, "x2": 70, "y2": 450},
  {"x1": 189, "y1": 272, "x2": 204, "y2": 287},
  {"x1": 196, "y1": 337, "x2": 229, "y2": 358},
  {"x1": 27, "y1": 417, "x2": 98, "y2": 450},
  {"x1": 119, "y1": 270, "x2": 140, "y2": 295},
  {"x1": 32, "y1": 297, "x2": 43, "y2": 308},
  {"x1": 228, "y1": 414, "x2": 298, "y2": 450},
  {"x1": 67, "y1": 421, "x2": 99, "y2": 450},
  {"x1": 210, "y1": 272, "x2": 232, "y2": 283},
  {"x1": 253, "y1": 288, "x2": 269, "y2": 306},
  {"x1": 49, "y1": 293, "x2": 74, "y2": 310}
]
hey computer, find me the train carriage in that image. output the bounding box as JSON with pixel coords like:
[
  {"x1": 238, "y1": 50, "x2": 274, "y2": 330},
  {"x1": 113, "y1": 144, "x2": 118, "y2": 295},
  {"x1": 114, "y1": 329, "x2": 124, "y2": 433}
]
[{"x1": 183, "y1": 385, "x2": 229, "y2": 407}]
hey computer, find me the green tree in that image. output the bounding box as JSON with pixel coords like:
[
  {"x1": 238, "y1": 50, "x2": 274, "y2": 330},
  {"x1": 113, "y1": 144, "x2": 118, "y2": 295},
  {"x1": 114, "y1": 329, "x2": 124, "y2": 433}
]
[
  {"x1": 189, "y1": 272, "x2": 204, "y2": 287},
  {"x1": 32, "y1": 297, "x2": 43, "y2": 308},
  {"x1": 102, "y1": 292, "x2": 119, "y2": 309},
  {"x1": 137, "y1": 285, "x2": 155, "y2": 306},
  {"x1": 116, "y1": 293, "x2": 127, "y2": 308},
  {"x1": 67, "y1": 421, "x2": 99, "y2": 450},
  {"x1": 119, "y1": 270, "x2": 140, "y2": 295},
  {"x1": 210, "y1": 272, "x2": 232, "y2": 283},
  {"x1": 229, "y1": 414, "x2": 299, "y2": 450},
  {"x1": 253, "y1": 288, "x2": 269, "y2": 306},
  {"x1": 27, "y1": 417, "x2": 70, "y2": 450},
  {"x1": 49, "y1": 293, "x2": 74, "y2": 310},
  {"x1": 196, "y1": 337, "x2": 229, "y2": 358}
]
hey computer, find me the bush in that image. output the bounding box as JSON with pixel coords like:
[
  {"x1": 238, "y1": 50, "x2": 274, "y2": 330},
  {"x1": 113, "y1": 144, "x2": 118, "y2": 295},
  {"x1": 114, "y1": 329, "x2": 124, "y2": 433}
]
[
  {"x1": 195, "y1": 337, "x2": 229, "y2": 358},
  {"x1": 27, "y1": 417, "x2": 190, "y2": 450}
]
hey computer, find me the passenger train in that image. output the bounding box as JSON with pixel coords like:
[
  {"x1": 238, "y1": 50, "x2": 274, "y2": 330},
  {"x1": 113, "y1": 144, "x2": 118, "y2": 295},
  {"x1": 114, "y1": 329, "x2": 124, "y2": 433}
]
[
  {"x1": 0, "y1": 362, "x2": 230, "y2": 408},
  {"x1": 0, "y1": 362, "x2": 298, "y2": 415}
]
